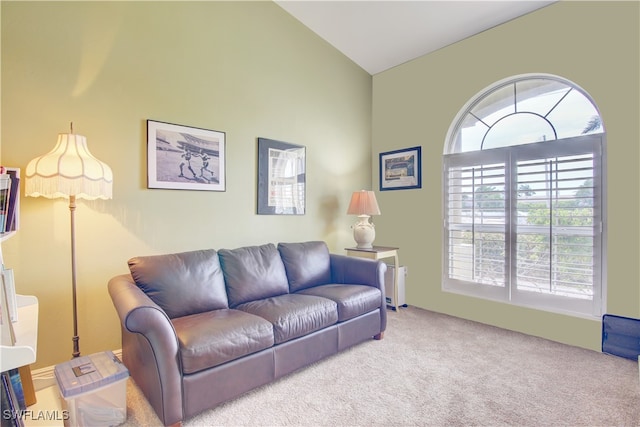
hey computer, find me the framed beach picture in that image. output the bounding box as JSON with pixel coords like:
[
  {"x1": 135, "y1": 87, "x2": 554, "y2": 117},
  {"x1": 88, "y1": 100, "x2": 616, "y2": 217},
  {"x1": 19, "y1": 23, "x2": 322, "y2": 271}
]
[
  {"x1": 257, "y1": 138, "x2": 306, "y2": 215},
  {"x1": 379, "y1": 146, "x2": 422, "y2": 191},
  {"x1": 147, "y1": 120, "x2": 226, "y2": 191}
]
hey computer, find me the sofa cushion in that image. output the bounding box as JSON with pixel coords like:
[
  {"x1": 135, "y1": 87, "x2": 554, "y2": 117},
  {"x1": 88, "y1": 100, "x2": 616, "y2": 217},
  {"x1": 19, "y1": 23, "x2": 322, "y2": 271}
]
[
  {"x1": 237, "y1": 294, "x2": 338, "y2": 344},
  {"x1": 172, "y1": 309, "x2": 274, "y2": 374},
  {"x1": 219, "y1": 244, "x2": 290, "y2": 308},
  {"x1": 297, "y1": 284, "x2": 381, "y2": 322},
  {"x1": 128, "y1": 249, "x2": 228, "y2": 319},
  {"x1": 277, "y1": 241, "x2": 332, "y2": 292}
]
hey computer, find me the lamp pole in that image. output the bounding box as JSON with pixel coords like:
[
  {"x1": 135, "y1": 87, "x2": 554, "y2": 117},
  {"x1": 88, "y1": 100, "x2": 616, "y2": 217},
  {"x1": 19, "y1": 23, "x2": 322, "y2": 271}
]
[{"x1": 69, "y1": 194, "x2": 80, "y2": 358}]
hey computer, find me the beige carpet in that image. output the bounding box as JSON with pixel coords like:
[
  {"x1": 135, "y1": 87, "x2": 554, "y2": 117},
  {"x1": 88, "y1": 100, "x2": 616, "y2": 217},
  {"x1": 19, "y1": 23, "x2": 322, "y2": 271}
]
[{"x1": 122, "y1": 306, "x2": 640, "y2": 426}]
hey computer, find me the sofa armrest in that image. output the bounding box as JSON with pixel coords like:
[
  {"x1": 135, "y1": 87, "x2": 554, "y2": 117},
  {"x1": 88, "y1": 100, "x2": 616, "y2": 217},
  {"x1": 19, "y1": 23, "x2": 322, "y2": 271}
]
[
  {"x1": 330, "y1": 253, "x2": 387, "y2": 287},
  {"x1": 108, "y1": 274, "x2": 183, "y2": 426},
  {"x1": 329, "y1": 254, "x2": 387, "y2": 331}
]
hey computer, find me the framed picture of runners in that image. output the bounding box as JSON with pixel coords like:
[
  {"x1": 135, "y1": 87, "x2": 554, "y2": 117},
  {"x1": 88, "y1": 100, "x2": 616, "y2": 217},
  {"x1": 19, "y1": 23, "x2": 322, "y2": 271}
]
[{"x1": 147, "y1": 120, "x2": 226, "y2": 191}]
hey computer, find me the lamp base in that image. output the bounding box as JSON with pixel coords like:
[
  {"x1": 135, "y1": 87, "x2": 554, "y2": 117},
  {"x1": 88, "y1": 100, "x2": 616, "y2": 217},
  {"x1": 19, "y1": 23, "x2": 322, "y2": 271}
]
[
  {"x1": 352, "y1": 215, "x2": 376, "y2": 249},
  {"x1": 72, "y1": 335, "x2": 80, "y2": 358}
]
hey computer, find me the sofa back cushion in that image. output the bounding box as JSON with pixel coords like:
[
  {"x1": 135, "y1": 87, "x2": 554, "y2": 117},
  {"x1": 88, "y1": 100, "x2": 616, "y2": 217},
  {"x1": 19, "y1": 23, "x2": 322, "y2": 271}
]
[
  {"x1": 277, "y1": 241, "x2": 331, "y2": 292},
  {"x1": 128, "y1": 249, "x2": 228, "y2": 319},
  {"x1": 219, "y1": 243, "x2": 289, "y2": 307}
]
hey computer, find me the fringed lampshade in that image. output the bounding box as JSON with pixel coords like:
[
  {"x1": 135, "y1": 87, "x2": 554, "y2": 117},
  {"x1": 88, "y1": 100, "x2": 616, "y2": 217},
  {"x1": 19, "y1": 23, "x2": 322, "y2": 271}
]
[{"x1": 25, "y1": 132, "x2": 113, "y2": 200}]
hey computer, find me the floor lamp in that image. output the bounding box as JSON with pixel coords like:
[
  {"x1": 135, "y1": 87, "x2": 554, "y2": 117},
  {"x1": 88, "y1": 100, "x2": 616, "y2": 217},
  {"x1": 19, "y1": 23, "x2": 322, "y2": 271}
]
[{"x1": 25, "y1": 124, "x2": 113, "y2": 358}]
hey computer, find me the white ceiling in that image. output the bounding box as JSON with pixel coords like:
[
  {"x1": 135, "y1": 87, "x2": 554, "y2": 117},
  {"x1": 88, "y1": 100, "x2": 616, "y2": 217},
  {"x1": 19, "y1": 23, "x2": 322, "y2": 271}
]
[{"x1": 275, "y1": 1, "x2": 556, "y2": 75}]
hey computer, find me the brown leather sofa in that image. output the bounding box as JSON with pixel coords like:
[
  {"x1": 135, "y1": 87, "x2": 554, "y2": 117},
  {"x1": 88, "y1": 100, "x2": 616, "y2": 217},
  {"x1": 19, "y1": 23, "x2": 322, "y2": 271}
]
[{"x1": 108, "y1": 241, "x2": 387, "y2": 426}]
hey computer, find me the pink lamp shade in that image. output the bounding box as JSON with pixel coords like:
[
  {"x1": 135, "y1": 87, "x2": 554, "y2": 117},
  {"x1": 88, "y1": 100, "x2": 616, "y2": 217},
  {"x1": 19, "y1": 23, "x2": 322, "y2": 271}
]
[{"x1": 347, "y1": 190, "x2": 381, "y2": 216}]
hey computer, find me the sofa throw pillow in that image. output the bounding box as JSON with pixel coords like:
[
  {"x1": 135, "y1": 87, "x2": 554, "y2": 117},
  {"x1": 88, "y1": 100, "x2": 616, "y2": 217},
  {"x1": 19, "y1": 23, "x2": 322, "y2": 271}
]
[
  {"x1": 128, "y1": 249, "x2": 229, "y2": 319},
  {"x1": 277, "y1": 241, "x2": 332, "y2": 292},
  {"x1": 218, "y1": 243, "x2": 289, "y2": 307}
]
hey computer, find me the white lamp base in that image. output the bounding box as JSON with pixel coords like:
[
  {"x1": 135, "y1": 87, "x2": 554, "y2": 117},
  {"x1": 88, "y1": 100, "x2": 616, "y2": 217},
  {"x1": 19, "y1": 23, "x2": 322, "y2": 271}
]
[{"x1": 352, "y1": 215, "x2": 376, "y2": 249}]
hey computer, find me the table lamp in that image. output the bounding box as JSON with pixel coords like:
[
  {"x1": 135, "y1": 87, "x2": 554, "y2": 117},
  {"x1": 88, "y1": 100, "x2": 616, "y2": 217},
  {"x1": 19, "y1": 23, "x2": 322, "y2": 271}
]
[{"x1": 347, "y1": 190, "x2": 381, "y2": 249}]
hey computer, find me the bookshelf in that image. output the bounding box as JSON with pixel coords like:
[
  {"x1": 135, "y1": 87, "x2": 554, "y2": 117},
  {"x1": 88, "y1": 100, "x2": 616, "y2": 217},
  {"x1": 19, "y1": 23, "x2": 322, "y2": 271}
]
[
  {"x1": 1, "y1": 167, "x2": 35, "y2": 372},
  {"x1": 0, "y1": 167, "x2": 28, "y2": 371},
  {"x1": 0, "y1": 295, "x2": 39, "y2": 372},
  {"x1": 0, "y1": 230, "x2": 17, "y2": 242},
  {"x1": 1, "y1": 166, "x2": 40, "y2": 420}
]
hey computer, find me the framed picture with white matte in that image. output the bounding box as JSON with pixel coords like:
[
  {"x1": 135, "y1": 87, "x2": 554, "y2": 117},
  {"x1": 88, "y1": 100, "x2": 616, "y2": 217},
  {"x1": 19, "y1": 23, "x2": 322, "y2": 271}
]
[
  {"x1": 147, "y1": 120, "x2": 226, "y2": 191},
  {"x1": 257, "y1": 138, "x2": 306, "y2": 215}
]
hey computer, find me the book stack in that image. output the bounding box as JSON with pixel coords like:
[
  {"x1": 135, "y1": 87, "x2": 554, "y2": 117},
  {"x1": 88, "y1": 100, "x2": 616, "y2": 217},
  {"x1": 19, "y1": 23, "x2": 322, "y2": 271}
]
[
  {"x1": 0, "y1": 168, "x2": 20, "y2": 235},
  {"x1": 1, "y1": 368, "x2": 26, "y2": 427}
]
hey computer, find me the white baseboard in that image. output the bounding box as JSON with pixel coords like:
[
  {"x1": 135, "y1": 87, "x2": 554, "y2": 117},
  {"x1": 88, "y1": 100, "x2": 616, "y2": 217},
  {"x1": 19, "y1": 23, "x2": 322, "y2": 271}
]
[{"x1": 31, "y1": 349, "x2": 123, "y2": 391}]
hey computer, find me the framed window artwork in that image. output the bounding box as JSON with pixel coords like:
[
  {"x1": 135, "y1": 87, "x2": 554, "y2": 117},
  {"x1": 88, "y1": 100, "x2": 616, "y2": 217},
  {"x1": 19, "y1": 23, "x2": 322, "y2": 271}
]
[
  {"x1": 147, "y1": 120, "x2": 226, "y2": 191},
  {"x1": 379, "y1": 146, "x2": 422, "y2": 191},
  {"x1": 257, "y1": 138, "x2": 306, "y2": 215}
]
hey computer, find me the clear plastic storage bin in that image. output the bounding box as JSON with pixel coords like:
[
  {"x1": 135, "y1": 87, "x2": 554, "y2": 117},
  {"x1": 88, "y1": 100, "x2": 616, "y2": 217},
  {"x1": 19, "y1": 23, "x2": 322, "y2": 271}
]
[{"x1": 54, "y1": 351, "x2": 129, "y2": 427}]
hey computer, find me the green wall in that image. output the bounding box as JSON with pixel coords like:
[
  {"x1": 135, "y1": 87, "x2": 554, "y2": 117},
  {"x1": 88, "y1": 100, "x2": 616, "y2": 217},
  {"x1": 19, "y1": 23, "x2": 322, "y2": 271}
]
[
  {"x1": 372, "y1": 1, "x2": 640, "y2": 350},
  {"x1": 3, "y1": 0, "x2": 637, "y2": 370},
  {"x1": 1, "y1": 1, "x2": 372, "y2": 369}
]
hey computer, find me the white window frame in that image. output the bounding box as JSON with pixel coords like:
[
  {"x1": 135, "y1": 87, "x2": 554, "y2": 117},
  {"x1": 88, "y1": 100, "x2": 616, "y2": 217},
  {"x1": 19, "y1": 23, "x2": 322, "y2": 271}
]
[{"x1": 442, "y1": 74, "x2": 606, "y2": 318}]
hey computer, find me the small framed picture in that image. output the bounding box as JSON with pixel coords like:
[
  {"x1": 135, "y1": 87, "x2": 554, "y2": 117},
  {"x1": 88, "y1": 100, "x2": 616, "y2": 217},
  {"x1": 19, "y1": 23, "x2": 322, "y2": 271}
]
[
  {"x1": 379, "y1": 146, "x2": 422, "y2": 191},
  {"x1": 147, "y1": 120, "x2": 226, "y2": 191},
  {"x1": 257, "y1": 138, "x2": 306, "y2": 215}
]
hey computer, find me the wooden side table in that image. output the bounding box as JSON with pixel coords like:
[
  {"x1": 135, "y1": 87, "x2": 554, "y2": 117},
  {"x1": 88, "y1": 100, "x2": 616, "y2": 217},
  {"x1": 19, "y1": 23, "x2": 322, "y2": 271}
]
[{"x1": 345, "y1": 246, "x2": 402, "y2": 311}]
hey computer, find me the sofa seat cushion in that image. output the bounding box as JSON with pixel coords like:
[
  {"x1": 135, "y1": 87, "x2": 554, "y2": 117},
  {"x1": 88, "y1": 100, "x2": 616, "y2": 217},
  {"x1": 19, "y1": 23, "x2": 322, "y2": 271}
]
[
  {"x1": 237, "y1": 294, "x2": 338, "y2": 344},
  {"x1": 128, "y1": 249, "x2": 228, "y2": 319},
  {"x1": 172, "y1": 309, "x2": 274, "y2": 374},
  {"x1": 219, "y1": 244, "x2": 290, "y2": 308},
  {"x1": 296, "y1": 284, "x2": 381, "y2": 322}
]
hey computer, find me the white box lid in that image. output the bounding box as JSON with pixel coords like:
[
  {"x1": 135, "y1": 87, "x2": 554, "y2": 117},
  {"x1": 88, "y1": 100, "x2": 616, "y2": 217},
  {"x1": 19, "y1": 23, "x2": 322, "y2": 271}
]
[{"x1": 54, "y1": 351, "x2": 129, "y2": 398}]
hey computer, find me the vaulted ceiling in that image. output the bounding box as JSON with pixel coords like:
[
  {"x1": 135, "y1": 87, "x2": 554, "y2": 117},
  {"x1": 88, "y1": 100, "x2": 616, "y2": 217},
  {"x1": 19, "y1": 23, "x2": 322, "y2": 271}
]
[{"x1": 275, "y1": 1, "x2": 556, "y2": 75}]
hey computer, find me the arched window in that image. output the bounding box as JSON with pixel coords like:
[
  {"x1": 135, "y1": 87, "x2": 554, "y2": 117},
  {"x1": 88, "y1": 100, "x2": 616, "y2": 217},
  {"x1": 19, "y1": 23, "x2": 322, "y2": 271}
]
[{"x1": 442, "y1": 74, "x2": 605, "y2": 317}]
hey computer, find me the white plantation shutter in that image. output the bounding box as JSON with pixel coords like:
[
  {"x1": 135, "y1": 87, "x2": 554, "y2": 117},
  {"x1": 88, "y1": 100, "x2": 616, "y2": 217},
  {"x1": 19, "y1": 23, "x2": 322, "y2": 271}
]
[
  {"x1": 444, "y1": 136, "x2": 603, "y2": 316},
  {"x1": 444, "y1": 151, "x2": 508, "y2": 300},
  {"x1": 512, "y1": 137, "x2": 601, "y2": 314}
]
